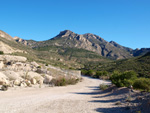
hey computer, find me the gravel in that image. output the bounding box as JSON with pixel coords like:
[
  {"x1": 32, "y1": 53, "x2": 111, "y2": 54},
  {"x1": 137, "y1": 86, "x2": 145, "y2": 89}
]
[{"x1": 0, "y1": 76, "x2": 129, "y2": 113}]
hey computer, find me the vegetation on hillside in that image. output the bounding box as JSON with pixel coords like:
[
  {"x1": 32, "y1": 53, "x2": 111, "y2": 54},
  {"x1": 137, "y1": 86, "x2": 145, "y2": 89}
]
[{"x1": 81, "y1": 52, "x2": 150, "y2": 91}]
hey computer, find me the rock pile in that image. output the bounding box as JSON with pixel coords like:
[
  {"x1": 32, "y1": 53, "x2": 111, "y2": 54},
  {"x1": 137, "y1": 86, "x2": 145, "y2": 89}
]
[
  {"x1": 0, "y1": 55, "x2": 53, "y2": 89},
  {"x1": 0, "y1": 55, "x2": 81, "y2": 90}
]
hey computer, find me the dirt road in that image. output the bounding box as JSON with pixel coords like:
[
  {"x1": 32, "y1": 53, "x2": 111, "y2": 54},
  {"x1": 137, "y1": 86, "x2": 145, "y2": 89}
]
[{"x1": 0, "y1": 76, "x2": 127, "y2": 113}]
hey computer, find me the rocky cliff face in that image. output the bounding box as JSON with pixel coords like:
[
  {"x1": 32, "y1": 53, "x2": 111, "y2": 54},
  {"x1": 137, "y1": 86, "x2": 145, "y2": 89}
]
[{"x1": 13, "y1": 36, "x2": 28, "y2": 46}]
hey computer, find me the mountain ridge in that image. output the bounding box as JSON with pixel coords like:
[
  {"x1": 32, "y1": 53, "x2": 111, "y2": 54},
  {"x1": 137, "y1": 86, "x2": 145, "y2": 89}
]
[
  {"x1": 26, "y1": 30, "x2": 133, "y2": 59},
  {"x1": 1, "y1": 29, "x2": 150, "y2": 60}
]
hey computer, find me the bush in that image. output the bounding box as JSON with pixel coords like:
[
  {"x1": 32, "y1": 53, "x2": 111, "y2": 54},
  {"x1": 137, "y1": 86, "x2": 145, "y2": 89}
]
[
  {"x1": 99, "y1": 84, "x2": 108, "y2": 90},
  {"x1": 110, "y1": 71, "x2": 137, "y2": 87},
  {"x1": 133, "y1": 78, "x2": 150, "y2": 92},
  {"x1": 81, "y1": 70, "x2": 95, "y2": 77},
  {"x1": 0, "y1": 51, "x2": 4, "y2": 54},
  {"x1": 81, "y1": 70, "x2": 88, "y2": 75},
  {"x1": 37, "y1": 66, "x2": 41, "y2": 68},
  {"x1": 45, "y1": 64, "x2": 48, "y2": 66},
  {"x1": 86, "y1": 70, "x2": 95, "y2": 76},
  {"x1": 94, "y1": 71, "x2": 108, "y2": 78},
  {"x1": 50, "y1": 77, "x2": 80, "y2": 86}
]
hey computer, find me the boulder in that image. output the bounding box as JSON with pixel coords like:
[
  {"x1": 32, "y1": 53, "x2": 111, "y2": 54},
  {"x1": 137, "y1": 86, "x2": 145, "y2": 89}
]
[
  {"x1": 31, "y1": 61, "x2": 40, "y2": 67},
  {"x1": 20, "y1": 82, "x2": 27, "y2": 87},
  {"x1": 0, "y1": 55, "x2": 27, "y2": 62},
  {"x1": 0, "y1": 72, "x2": 9, "y2": 85},
  {"x1": 44, "y1": 75, "x2": 53, "y2": 84},
  {"x1": 13, "y1": 79, "x2": 21, "y2": 86},
  {"x1": 0, "y1": 78, "x2": 8, "y2": 85},
  {"x1": 31, "y1": 78, "x2": 37, "y2": 85},
  {"x1": 0, "y1": 72, "x2": 7, "y2": 78},
  {"x1": 0, "y1": 61, "x2": 4, "y2": 69},
  {"x1": 33, "y1": 76, "x2": 44, "y2": 85},
  {"x1": 25, "y1": 80, "x2": 32, "y2": 86},
  {"x1": 28, "y1": 72, "x2": 44, "y2": 84},
  {"x1": 3, "y1": 71, "x2": 22, "y2": 80}
]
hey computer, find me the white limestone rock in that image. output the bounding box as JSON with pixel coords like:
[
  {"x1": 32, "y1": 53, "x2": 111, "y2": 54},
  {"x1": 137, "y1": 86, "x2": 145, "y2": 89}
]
[{"x1": 44, "y1": 75, "x2": 53, "y2": 84}]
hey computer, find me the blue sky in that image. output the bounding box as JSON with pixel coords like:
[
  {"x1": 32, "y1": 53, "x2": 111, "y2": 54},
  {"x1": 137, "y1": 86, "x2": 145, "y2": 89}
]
[{"x1": 0, "y1": 0, "x2": 150, "y2": 49}]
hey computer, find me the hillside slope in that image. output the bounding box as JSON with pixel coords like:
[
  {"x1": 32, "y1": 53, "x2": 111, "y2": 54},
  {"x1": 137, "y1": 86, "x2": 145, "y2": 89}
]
[{"x1": 86, "y1": 52, "x2": 150, "y2": 78}]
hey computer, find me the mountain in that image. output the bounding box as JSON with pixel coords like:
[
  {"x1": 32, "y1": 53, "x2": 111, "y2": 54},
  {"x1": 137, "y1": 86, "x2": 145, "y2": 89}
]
[
  {"x1": 27, "y1": 30, "x2": 133, "y2": 60},
  {"x1": 0, "y1": 30, "x2": 41, "y2": 64},
  {"x1": 2, "y1": 29, "x2": 150, "y2": 70},
  {"x1": 0, "y1": 30, "x2": 87, "y2": 69},
  {"x1": 0, "y1": 30, "x2": 25, "y2": 54},
  {"x1": 132, "y1": 48, "x2": 150, "y2": 57}
]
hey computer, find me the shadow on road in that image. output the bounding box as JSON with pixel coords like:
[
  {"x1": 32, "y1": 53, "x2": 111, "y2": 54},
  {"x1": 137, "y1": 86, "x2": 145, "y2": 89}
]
[
  {"x1": 95, "y1": 106, "x2": 129, "y2": 113},
  {"x1": 71, "y1": 84, "x2": 130, "y2": 113}
]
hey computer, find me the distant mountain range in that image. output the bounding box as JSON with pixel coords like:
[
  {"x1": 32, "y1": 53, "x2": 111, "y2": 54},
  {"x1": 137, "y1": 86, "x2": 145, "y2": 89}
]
[
  {"x1": 23, "y1": 30, "x2": 149, "y2": 60},
  {"x1": 1, "y1": 29, "x2": 150, "y2": 60}
]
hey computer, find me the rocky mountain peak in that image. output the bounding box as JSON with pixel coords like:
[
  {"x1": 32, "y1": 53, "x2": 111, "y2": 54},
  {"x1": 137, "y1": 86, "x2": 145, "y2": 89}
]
[
  {"x1": 13, "y1": 36, "x2": 28, "y2": 45},
  {"x1": 110, "y1": 41, "x2": 119, "y2": 47},
  {"x1": 57, "y1": 30, "x2": 75, "y2": 37}
]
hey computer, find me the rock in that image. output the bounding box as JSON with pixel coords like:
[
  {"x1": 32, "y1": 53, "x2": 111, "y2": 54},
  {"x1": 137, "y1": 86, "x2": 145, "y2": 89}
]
[
  {"x1": 0, "y1": 72, "x2": 7, "y2": 78},
  {"x1": 0, "y1": 72, "x2": 9, "y2": 85},
  {"x1": 13, "y1": 79, "x2": 21, "y2": 86},
  {"x1": 13, "y1": 36, "x2": 28, "y2": 46},
  {"x1": 31, "y1": 61, "x2": 40, "y2": 67},
  {"x1": 31, "y1": 78, "x2": 37, "y2": 85},
  {"x1": 0, "y1": 78, "x2": 8, "y2": 85},
  {"x1": 27, "y1": 72, "x2": 44, "y2": 84},
  {"x1": 33, "y1": 76, "x2": 44, "y2": 85},
  {"x1": 44, "y1": 75, "x2": 53, "y2": 84},
  {"x1": 9, "y1": 81, "x2": 14, "y2": 87},
  {"x1": 20, "y1": 82, "x2": 27, "y2": 87},
  {"x1": 0, "y1": 55, "x2": 27, "y2": 62},
  {"x1": 0, "y1": 61, "x2": 4, "y2": 69},
  {"x1": 3, "y1": 71, "x2": 21, "y2": 80},
  {"x1": 25, "y1": 80, "x2": 31, "y2": 86}
]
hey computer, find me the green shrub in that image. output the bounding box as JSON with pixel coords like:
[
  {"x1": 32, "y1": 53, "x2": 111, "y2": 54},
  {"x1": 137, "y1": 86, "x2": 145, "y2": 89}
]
[
  {"x1": 110, "y1": 71, "x2": 137, "y2": 87},
  {"x1": 45, "y1": 64, "x2": 48, "y2": 66},
  {"x1": 37, "y1": 66, "x2": 41, "y2": 68},
  {"x1": 81, "y1": 70, "x2": 95, "y2": 76},
  {"x1": 86, "y1": 70, "x2": 95, "y2": 76},
  {"x1": 99, "y1": 84, "x2": 108, "y2": 90},
  {"x1": 0, "y1": 51, "x2": 4, "y2": 55},
  {"x1": 81, "y1": 70, "x2": 88, "y2": 75},
  {"x1": 133, "y1": 78, "x2": 150, "y2": 92},
  {"x1": 94, "y1": 71, "x2": 108, "y2": 78},
  {"x1": 50, "y1": 77, "x2": 80, "y2": 86}
]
